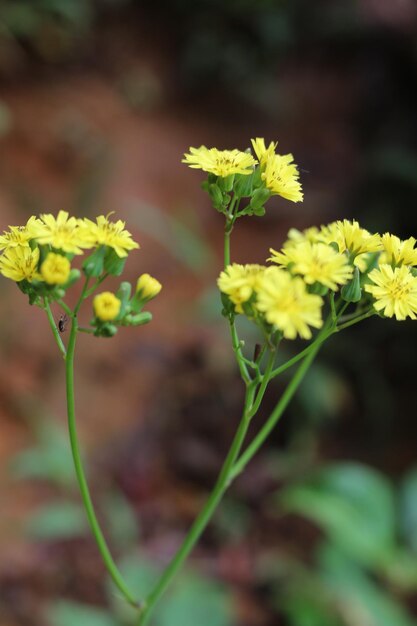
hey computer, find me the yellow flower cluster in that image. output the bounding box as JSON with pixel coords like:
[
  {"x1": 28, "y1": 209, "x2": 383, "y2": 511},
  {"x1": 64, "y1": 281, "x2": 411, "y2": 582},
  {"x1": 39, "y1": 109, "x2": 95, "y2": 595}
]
[
  {"x1": 0, "y1": 211, "x2": 139, "y2": 284},
  {"x1": 183, "y1": 137, "x2": 303, "y2": 204},
  {"x1": 217, "y1": 219, "x2": 417, "y2": 337}
]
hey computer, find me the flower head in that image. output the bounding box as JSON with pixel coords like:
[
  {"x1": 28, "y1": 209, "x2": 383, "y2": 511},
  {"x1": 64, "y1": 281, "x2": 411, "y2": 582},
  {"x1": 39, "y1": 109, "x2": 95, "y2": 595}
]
[
  {"x1": 136, "y1": 273, "x2": 162, "y2": 300},
  {"x1": 365, "y1": 264, "x2": 417, "y2": 321},
  {"x1": 251, "y1": 138, "x2": 277, "y2": 166},
  {"x1": 255, "y1": 267, "x2": 323, "y2": 339},
  {"x1": 182, "y1": 146, "x2": 256, "y2": 177},
  {"x1": 217, "y1": 263, "x2": 266, "y2": 313},
  {"x1": 40, "y1": 252, "x2": 71, "y2": 285},
  {"x1": 0, "y1": 217, "x2": 39, "y2": 252},
  {"x1": 93, "y1": 291, "x2": 121, "y2": 321},
  {"x1": 380, "y1": 233, "x2": 417, "y2": 267},
  {"x1": 27, "y1": 210, "x2": 91, "y2": 255},
  {"x1": 262, "y1": 153, "x2": 303, "y2": 202},
  {"x1": 78, "y1": 214, "x2": 139, "y2": 258},
  {"x1": 319, "y1": 220, "x2": 382, "y2": 258},
  {"x1": 269, "y1": 241, "x2": 353, "y2": 291},
  {"x1": 0, "y1": 245, "x2": 41, "y2": 282}
]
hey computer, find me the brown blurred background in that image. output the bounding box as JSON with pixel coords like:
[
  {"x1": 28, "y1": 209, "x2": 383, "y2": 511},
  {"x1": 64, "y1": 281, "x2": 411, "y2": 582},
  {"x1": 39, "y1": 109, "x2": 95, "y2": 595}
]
[{"x1": 1, "y1": 1, "x2": 417, "y2": 625}]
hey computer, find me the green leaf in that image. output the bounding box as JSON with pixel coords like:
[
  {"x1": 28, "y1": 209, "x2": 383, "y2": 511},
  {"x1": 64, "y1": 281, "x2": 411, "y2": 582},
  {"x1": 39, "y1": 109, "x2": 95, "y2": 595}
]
[
  {"x1": 46, "y1": 600, "x2": 118, "y2": 626},
  {"x1": 400, "y1": 466, "x2": 417, "y2": 553},
  {"x1": 26, "y1": 501, "x2": 87, "y2": 540},
  {"x1": 280, "y1": 463, "x2": 396, "y2": 566},
  {"x1": 318, "y1": 544, "x2": 417, "y2": 626},
  {"x1": 101, "y1": 490, "x2": 139, "y2": 551},
  {"x1": 157, "y1": 573, "x2": 232, "y2": 626},
  {"x1": 10, "y1": 419, "x2": 75, "y2": 488}
]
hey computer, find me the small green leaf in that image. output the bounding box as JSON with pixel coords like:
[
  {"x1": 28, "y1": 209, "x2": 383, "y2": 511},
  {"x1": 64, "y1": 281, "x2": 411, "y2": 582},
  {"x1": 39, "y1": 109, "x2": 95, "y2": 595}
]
[
  {"x1": 46, "y1": 600, "x2": 118, "y2": 626},
  {"x1": 26, "y1": 501, "x2": 87, "y2": 540},
  {"x1": 83, "y1": 247, "x2": 106, "y2": 277}
]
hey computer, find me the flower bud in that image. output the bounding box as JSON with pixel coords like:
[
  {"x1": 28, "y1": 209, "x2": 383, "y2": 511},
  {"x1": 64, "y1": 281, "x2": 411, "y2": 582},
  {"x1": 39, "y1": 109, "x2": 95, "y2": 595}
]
[
  {"x1": 93, "y1": 291, "x2": 121, "y2": 321},
  {"x1": 341, "y1": 266, "x2": 362, "y2": 303},
  {"x1": 136, "y1": 274, "x2": 162, "y2": 301}
]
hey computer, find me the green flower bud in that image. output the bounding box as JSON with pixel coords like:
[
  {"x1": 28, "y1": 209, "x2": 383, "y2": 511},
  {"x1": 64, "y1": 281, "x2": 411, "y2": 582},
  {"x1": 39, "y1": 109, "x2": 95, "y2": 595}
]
[
  {"x1": 341, "y1": 266, "x2": 362, "y2": 302},
  {"x1": 249, "y1": 187, "x2": 271, "y2": 210}
]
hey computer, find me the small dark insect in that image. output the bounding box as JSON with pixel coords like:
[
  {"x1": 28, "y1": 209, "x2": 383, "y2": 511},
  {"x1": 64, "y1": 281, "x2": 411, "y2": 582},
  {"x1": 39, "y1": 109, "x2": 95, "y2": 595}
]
[{"x1": 58, "y1": 314, "x2": 69, "y2": 333}]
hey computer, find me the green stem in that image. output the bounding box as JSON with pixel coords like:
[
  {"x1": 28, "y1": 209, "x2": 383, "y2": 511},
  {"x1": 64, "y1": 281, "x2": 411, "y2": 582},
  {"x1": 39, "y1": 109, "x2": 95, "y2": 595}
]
[
  {"x1": 230, "y1": 320, "x2": 251, "y2": 385},
  {"x1": 56, "y1": 299, "x2": 73, "y2": 318},
  {"x1": 137, "y1": 384, "x2": 256, "y2": 626},
  {"x1": 336, "y1": 309, "x2": 375, "y2": 332},
  {"x1": 247, "y1": 350, "x2": 276, "y2": 419},
  {"x1": 44, "y1": 299, "x2": 66, "y2": 359},
  {"x1": 230, "y1": 338, "x2": 322, "y2": 481},
  {"x1": 84, "y1": 273, "x2": 109, "y2": 299},
  {"x1": 65, "y1": 315, "x2": 138, "y2": 608},
  {"x1": 269, "y1": 330, "x2": 333, "y2": 380}
]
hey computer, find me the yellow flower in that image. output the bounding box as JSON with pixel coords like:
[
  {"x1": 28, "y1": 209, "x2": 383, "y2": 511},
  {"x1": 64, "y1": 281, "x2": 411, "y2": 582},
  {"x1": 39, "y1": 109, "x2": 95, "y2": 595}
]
[
  {"x1": 255, "y1": 267, "x2": 323, "y2": 339},
  {"x1": 0, "y1": 245, "x2": 41, "y2": 282},
  {"x1": 78, "y1": 214, "x2": 139, "y2": 258},
  {"x1": 136, "y1": 273, "x2": 162, "y2": 300},
  {"x1": 93, "y1": 291, "x2": 121, "y2": 321},
  {"x1": 0, "y1": 216, "x2": 39, "y2": 252},
  {"x1": 365, "y1": 264, "x2": 417, "y2": 321},
  {"x1": 319, "y1": 220, "x2": 382, "y2": 257},
  {"x1": 182, "y1": 146, "x2": 257, "y2": 177},
  {"x1": 40, "y1": 252, "x2": 71, "y2": 285},
  {"x1": 262, "y1": 153, "x2": 303, "y2": 202},
  {"x1": 217, "y1": 263, "x2": 266, "y2": 313},
  {"x1": 251, "y1": 138, "x2": 277, "y2": 166},
  {"x1": 27, "y1": 210, "x2": 90, "y2": 255},
  {"x1": 286, "y1": 226, "x2": 321, "y2": 246},
  {"x1": 269, "y1": 241, "x2": 353, "y2": 291},
  {"x1": 380, "y1": 233, "x2": 417, "y2": 267}
]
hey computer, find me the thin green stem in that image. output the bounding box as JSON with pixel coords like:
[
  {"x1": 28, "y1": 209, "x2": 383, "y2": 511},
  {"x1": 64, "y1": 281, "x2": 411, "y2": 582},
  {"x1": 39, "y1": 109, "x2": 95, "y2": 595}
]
[
  {"x1": 229, "y1": 338, "x2": 321, "y2": 482},
  {"x1": 65, "y1": 315, "x2": 138, "y2": 608},
  {"x1": 44, "y1": 299, "x2": 66, "y2": 359},
  {"x1": 137, "y1": 385, "x2": 256, "y2": 626},
  {"x1": 247, "y1": 350, "x2": 276, "y2": 419},
  {"x1": 336, "y1": 309, "x2": 375, "y2": 332},
  {"x1": 230, "y1": 320, "x2": 251, "y2": 385},
  {"x1": 78, "y1": 327, "x2": 95, "y2": 334},
  {"x1": 56, "y1": 299, "x2": 73, "y2": 318},
  {"x1": 84, "y1": 273, "x2": 109, "y2": 300},
  {"x1": 269, "y1": 330, "x2": 334, "y2": 380}
]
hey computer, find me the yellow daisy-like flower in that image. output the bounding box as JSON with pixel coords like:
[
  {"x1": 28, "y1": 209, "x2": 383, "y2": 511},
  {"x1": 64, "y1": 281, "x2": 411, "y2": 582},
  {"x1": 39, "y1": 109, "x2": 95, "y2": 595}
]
[
  {"x1": 269, "y1": 241, "x2": 353, "y2": 291},
  {"x1": 27, "y1": 210, "x2": 91, "y2": 255},
  {"x1": 78, "y1": 215, "x2": 139, "y2": 258},
  {"x1": 136, "y1": 273, "x2": 162, "y2": 300},
  {"x1": 217, "y1": 263, "x2": 267, "y2": 313},
  {"x1": 182, "y1": 146, "x2": 257, "y2": 177},
  {"x1": 251, "y1": 138, "x2": 277, "y2": 166},
  {"x1": 255, "y1": 267, "x2": 323, "y2": 339},
  {"x1": 319, "y1": 220, "x2": 382, "y2": 257},
  {"x1": 0, "y1": 216, "x2": 39, "y2": 252},
  {"x1": 40, "y1": 252, "x2": 71, "y2": 285},
  {"x1": 262, "y1": 153, "x2": 303, "y2": 203},
  {"x1": 365, "y1": 264, "x2": 417, "y2": 321},
  {"x1": 286, "y1": 226, "x2": 321, "y2": 246},
  {"x1": 93, "y1": 291, "x2": 121, "y2": 321},
  {"x1": 0, "y1": 245, "x2": 41, "y2": 282},
  {"x1": 380, "y1": 233, "x2": 417, "y2": 267}
]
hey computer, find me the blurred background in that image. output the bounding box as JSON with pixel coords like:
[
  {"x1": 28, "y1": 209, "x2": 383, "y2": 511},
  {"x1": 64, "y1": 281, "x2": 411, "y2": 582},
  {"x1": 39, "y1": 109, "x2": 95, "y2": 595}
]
[{"x1": 1, "y1": 1, "x2": 417, "y2": 625}]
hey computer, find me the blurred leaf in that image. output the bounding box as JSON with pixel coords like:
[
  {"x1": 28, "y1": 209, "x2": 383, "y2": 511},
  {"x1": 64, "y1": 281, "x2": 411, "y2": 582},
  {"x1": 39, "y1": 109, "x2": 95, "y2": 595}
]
[
  {"x1": 318, "y1": 543, "x2": 417, "y2": 626},
  {"x1": 25, "y1": 501, "x2": 87, "y2": 540},
  {"x1": 46, "y1": 600, "x2": 118, "y2": 626},
  {"x1": 107, "y1": 554, "x2": 161, "y2": 623},
  {"x1": 10, "y1": 419, "x2": 75, "y2": 488},
  {"x1": 280, "y1": 463, "x2": 396, "y2": 566},
  {"x1": 157, "y1": 573, "x2": 232, "y2": 626},
  {"x1": 102, "y1": 490, "x2": 139, "y2": 551},
  {"x1": 297, "y1": 363, "x2": 348, "y2": 423},
  {"x1": 400, "y1": 466, "x2": 417, "y2": 553},
  {"x1": 130, "y1": 203, "x2": 214, "y2": 275}
]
